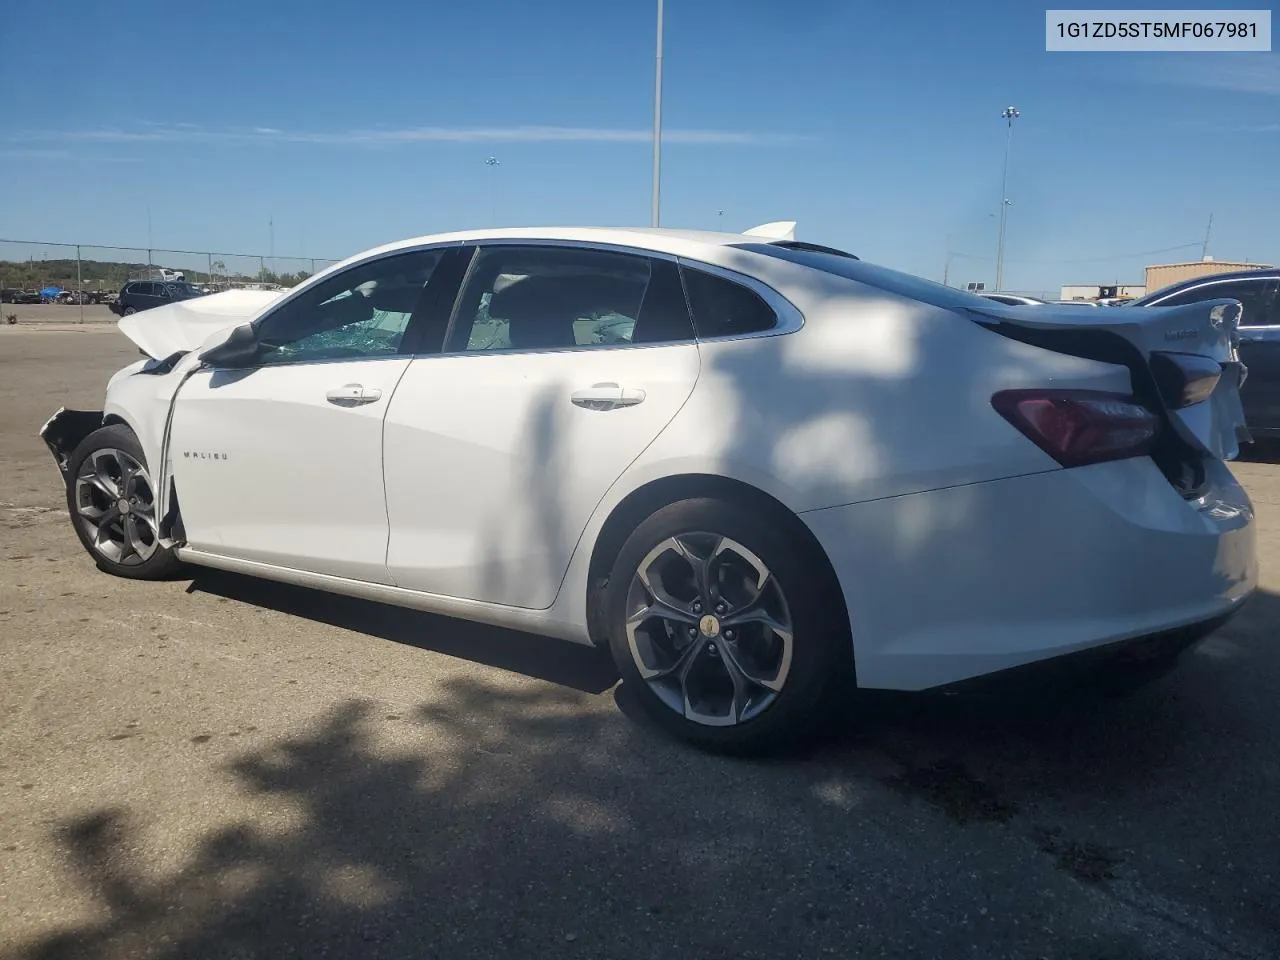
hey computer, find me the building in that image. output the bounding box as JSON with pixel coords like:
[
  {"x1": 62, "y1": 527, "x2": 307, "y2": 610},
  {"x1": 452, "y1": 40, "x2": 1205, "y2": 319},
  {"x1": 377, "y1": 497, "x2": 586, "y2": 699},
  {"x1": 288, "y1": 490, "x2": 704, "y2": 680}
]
[
  {"x1": 1144, "y1": 258, "x2": 1273, "y2": 296},
  {"x1": 1058, "y1": 283, "x2": 1146, "y2": 302}
]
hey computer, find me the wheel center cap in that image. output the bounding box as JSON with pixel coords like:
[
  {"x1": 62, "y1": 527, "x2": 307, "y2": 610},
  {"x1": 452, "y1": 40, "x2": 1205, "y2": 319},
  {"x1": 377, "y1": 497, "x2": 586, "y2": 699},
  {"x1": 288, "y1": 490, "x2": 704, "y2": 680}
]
[
  {"x1": 117, "y1": 499, "x2": 131, "y2": 515},
  {"x1": 698, "y1": 614, "x2": 721, "y2": 638}
]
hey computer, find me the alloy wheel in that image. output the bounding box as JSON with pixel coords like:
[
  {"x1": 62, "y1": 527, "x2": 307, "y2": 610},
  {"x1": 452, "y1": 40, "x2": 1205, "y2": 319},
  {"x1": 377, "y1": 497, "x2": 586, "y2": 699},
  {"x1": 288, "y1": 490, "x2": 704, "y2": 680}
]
[
  {"x1": 73, "y1": 447, "x2": 160, "y2": 565},
  {"x1": 625, "y1": 532, "x2": 794, "y2": 726}
]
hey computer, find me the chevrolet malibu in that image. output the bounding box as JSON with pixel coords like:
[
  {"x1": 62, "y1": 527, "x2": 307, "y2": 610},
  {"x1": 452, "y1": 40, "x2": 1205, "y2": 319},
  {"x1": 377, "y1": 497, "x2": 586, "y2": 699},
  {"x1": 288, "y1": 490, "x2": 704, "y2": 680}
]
[{"x1": 41, "y1": 226, "x2": 1257, "y2": 753}]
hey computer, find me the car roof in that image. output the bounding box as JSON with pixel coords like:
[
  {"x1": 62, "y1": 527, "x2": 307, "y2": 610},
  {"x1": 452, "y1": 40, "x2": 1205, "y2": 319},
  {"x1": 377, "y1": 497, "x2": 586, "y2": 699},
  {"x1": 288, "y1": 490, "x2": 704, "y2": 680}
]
[{"x1": 345, "y1": 226, "x2": 774, "y2": 263}]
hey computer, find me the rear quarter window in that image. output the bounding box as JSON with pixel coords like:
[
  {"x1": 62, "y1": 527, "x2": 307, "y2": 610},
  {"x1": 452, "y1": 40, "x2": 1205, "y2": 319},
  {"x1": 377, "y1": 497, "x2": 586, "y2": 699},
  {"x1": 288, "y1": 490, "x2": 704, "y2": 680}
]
[{"x1": 681, "y1": 267, "x2": 776, "y2": 339}]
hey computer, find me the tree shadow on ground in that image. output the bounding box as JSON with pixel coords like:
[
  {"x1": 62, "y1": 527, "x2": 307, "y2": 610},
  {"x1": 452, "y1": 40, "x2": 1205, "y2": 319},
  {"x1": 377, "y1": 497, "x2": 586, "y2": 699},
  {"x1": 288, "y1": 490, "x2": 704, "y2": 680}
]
[
  {"x1": 185, "y1": 568, "x2": 619, "y2": 695},
  {"x1": 12, "y1": 592, "x2": 1280, "y2": 960}
]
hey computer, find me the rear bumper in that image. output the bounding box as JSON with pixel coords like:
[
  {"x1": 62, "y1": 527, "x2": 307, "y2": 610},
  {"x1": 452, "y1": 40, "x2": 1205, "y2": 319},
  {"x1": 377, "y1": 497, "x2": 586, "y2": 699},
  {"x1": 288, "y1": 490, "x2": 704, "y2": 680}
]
[{"x1": 802, "y1": 456, "x2": 1256, "y2": 691}]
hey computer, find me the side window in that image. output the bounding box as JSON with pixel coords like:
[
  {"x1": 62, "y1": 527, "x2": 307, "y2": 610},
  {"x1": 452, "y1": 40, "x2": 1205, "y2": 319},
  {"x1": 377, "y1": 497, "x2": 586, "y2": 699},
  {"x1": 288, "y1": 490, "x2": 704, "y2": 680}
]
[
  {"x1": 254, "y1": 250, "x2": 440, "y2": 366},
  {"x1": 680, "y1": 266, "x2": 777, "y2": 338},
  {"x1": 449, "y1": 246, "x2": 679, "y2": 352},
  {"x1": 1262, "y1": 280, "x2": 1280, "y2": 326},
  {"x1": 132, "y1": 283, "x2": 151, "y2": 297},
  {"x1": 1160, "y1": 279, "x2": 1270, "y2": 326}
]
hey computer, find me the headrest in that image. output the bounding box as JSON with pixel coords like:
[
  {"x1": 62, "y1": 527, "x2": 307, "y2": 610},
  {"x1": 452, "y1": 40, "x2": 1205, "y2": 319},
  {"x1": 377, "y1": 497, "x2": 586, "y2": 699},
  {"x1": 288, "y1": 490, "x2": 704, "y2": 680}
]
[
  {"x1": 488, "y1": 273, "x2": 640, "y2": 321},
  {"x1": 368, "y1": 281, "x2": 425, "y2": 315}
]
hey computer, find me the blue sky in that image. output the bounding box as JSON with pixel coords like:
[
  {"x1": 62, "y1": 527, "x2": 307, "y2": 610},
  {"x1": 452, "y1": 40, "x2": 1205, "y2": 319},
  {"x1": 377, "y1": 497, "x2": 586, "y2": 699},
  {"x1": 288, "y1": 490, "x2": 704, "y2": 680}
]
[{"x1": 1, "y1": 0, "x2": 1277, "y2": 291}]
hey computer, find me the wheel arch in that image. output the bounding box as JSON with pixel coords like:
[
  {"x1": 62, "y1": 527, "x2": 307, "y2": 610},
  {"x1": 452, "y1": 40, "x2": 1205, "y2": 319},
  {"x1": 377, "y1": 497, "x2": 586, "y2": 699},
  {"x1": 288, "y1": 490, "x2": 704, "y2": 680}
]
[
  {"x1": 583, "y1": 473, "x2": 850, "y2": 653},
  {"x1": 99, "y1": 411, "x2": 185, "y2": 541}
]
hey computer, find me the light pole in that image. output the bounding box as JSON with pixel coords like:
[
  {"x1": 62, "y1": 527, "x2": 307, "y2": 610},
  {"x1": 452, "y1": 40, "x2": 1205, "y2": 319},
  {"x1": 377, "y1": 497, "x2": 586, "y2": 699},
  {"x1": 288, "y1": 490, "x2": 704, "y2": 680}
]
[
  {"x1": 651, "y1": 0, "x2": 664, "y2": 227},
  {"x1": 995, "y1": 105, "x2": 1019, "y2": 291},
  {"x1": 485, "y1": 156, "x2": 501, "y2": 225}
]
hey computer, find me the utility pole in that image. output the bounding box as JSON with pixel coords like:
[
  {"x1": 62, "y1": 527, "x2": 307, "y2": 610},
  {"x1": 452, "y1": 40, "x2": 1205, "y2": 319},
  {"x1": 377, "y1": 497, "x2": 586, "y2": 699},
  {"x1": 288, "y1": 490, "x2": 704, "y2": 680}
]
[
  {"x1": 995, "y1": 106, "x2": 1020, "y2": 291},
  {"x1": 943, "y1": 233, "x2": 953, "y2": 286},
  {"x1": 76, "y1": 245, "x2": 83, "y2": 323},
  {"x1": 1202, "y1": 213, "x2": 1214, "y2": 259},
  {"x1": 651, "y1": 0, "x2": 665, "y2": 227},
  {"x1": 485, "y1": 156, "x2": 501, "y2": 226}
]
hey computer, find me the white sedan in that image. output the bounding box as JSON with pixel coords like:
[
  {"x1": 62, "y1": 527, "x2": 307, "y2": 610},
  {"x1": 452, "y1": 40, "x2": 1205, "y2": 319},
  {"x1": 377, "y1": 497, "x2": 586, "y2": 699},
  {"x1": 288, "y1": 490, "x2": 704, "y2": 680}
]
[{"x1": 41, "y1": 226, "x2": 1257, "y2": 753}]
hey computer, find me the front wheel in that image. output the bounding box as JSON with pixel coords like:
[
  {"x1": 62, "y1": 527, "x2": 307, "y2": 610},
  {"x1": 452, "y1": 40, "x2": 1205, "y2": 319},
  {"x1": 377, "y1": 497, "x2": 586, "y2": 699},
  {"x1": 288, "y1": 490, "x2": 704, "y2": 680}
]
[
  {"x1": 122, "y1": 306, "x2": 137, "y2": 316},
  {"x1": 605, "y1": 497, "x2": 852, "y2": 754},
  {"x1": 65, "y1": 424, "x2": 184, "y2": 580}
]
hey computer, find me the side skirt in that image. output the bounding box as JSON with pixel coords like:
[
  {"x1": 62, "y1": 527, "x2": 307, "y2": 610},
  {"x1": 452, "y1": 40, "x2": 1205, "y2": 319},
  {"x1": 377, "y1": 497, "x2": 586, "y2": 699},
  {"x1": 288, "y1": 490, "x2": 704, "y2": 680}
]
[{"x1": 173, "y1": 548, "x2": 593, "y2": 646}]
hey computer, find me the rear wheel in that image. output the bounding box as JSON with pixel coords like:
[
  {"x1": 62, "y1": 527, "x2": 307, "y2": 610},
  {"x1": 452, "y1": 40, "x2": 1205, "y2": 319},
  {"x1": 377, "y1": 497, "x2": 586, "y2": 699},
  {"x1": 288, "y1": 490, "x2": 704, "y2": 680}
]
[
  {"x1": 65, "y1": 424, "x2": 184, "y2": 580},
  {"x1": 122, "y1": 306, "x2": 136, "y2": 316},
  {"x1": 605, "y1": 497, "x2": 851, "y2": 754}
]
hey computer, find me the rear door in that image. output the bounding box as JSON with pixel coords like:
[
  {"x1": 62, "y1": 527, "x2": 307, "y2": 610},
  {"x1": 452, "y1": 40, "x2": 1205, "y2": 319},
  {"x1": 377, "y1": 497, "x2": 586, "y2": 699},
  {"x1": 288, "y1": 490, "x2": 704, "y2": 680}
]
[
  {"x1": 1236, "y1": 281, "x2": 1280, "y2": 433},
  {"x1": 382, "y1": 243, "x2": 700, "y2": 608},
  {"x1": 137, "y1": 282, "x2": 161, "y2": 311}
]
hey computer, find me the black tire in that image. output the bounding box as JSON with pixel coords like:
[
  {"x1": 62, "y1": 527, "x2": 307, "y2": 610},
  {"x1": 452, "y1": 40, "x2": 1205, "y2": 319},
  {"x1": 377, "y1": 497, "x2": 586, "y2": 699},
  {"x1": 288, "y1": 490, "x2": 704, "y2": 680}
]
[
  {"x1": 64, "y1": 423, "x2": 184, "y2": 580},
  {"x1": 605, "y1": 497, "x2": 852, "y2": 755},
  {"x1": 122, "y1": 306, "x2": 136, "y2": 316}
]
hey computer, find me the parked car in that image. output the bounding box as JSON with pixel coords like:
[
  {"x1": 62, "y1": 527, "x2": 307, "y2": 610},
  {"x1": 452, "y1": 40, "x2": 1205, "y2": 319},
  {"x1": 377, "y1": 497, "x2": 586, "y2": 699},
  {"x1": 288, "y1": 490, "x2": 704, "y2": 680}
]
[
  {"x1": 978, "y1": 293, "x2": 1046, "y2": 306},
  {"x1": 1127, "y1": 269, "x2": 1280, "y2": 440},
  {"x1": 0, "y1": 288, "x2": 26, "y2": 303},
  {"x1": 109, "y1": 279, "x2": 207, "y2": 316},
  {"x1": 41, "y1": 226, "x2": 1256, "y2": 753},
  {"x1": 6, "y1": 289, "x2": 44, "y2": 304}
]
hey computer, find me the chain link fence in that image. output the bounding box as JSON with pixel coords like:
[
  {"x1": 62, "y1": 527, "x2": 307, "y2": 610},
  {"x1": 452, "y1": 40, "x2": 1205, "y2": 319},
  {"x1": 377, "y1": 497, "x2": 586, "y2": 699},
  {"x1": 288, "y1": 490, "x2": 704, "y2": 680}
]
[{"x1": 0, "y1": 238, "x2": 342, "y2": 302}]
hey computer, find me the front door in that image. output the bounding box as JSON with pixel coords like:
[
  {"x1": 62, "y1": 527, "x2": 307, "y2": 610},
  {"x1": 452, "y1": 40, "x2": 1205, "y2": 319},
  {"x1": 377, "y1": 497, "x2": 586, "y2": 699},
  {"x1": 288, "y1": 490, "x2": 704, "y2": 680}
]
[
  {"x1": 383, "y1": 244, "x2": 701, "y2": 608},
  {"x1": 169, "y1": 248, "x2": 447, "y2": 582},
  {"x1": 1237, "y1": 280, "x2": 1280, "y2": 434}
]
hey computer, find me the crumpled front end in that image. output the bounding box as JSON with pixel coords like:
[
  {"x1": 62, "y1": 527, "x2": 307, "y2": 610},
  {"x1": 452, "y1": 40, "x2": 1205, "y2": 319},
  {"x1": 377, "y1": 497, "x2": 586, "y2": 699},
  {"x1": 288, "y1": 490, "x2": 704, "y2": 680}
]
[{"x1": 40, "y1": 407, "x2": 105, "y2": 480}]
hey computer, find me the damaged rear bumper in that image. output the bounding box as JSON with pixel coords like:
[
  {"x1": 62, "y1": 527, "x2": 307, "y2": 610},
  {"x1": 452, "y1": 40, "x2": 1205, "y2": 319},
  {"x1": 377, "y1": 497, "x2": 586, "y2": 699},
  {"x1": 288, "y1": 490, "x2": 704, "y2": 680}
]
[{"x1": 40, "y1": 407, "x2": 104, "y2": 479}]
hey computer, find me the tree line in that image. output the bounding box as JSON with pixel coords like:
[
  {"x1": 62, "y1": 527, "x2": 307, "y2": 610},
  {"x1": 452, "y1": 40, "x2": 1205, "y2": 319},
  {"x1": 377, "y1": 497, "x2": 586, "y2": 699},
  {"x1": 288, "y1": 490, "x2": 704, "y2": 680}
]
[{"x1": 0, "y1": 258, "x2": 311, "y2": 290}]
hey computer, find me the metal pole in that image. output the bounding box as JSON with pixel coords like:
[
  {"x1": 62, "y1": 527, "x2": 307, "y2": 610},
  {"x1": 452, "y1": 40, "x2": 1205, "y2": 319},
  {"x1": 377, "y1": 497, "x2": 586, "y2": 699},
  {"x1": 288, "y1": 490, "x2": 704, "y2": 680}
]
[
  {"x1": 485, "y1": 156, "x2": 500, "y2": 226},
  {"x1": 207, "y1": 252, "x2": 213, "y2": 285},
  {"x1": 650, "y1": 0, "x2": 664, "y2": 227},
  {"x1": 995, "y1": 106, "x2": 1019, "y2": 292},
  {"x1": 76, "y1": 245, "x2": 83, "y2": 323}
]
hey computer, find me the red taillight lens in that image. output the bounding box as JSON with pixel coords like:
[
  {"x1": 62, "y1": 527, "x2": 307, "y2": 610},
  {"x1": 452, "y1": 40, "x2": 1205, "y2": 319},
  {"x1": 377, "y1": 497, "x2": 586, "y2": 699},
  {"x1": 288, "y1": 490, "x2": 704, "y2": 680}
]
[{"x1": 992, "y1": 390, "x2": 1159, "y2": 467}]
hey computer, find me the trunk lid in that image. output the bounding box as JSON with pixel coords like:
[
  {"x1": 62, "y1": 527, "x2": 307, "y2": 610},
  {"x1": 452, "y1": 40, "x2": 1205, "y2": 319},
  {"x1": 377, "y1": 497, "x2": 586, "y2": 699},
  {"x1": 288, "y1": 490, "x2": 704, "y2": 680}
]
[{"x1": 968, "y1": 298, "x2": 1248, "y2": 462}]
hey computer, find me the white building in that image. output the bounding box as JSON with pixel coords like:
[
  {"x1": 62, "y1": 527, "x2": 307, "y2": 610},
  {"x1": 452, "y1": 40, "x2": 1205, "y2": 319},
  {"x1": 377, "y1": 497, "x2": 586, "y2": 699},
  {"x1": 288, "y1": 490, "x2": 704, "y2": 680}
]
[{"x1": 1058, "y1": 283, "x2": 1146, "y2": 302}]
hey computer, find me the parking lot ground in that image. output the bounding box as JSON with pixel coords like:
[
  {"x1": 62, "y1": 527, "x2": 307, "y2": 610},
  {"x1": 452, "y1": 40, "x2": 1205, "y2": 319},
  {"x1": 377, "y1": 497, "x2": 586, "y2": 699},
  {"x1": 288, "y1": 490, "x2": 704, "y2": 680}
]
[
  {"x1": 1, "y1": 304, "x2": 117, "y2": 326},
  {"x1": 2, "y1": 324, "x2": 1279, "y2": 959}
]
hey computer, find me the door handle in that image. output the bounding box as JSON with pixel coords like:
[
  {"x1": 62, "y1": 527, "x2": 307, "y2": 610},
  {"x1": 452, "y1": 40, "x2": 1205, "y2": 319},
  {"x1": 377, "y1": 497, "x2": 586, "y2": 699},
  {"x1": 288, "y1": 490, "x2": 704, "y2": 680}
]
[
  {"x1": 326, "y1": 383, "x2": 382, "y2": 407},
  {"x1": 571, "y1": 383, "x2": 646, "y2": 411}
]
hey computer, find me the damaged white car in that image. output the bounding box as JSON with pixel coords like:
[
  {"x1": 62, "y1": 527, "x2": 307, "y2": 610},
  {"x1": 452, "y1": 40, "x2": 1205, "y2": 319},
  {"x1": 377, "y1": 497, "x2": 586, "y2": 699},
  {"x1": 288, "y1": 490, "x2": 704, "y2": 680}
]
[{"x1": 42, "y1": 226, "x2": 1257, "y2": 752}]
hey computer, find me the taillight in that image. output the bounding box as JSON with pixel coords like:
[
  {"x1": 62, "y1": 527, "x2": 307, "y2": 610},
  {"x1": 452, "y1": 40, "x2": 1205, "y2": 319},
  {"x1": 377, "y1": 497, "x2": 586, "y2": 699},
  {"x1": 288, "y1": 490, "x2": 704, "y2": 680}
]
[
  {"x1": 1149, "y1": 351, "x2": 1222, "y2": 408},
  {"x1": 991, "y1": 390, "x2": 1159, "y2": 467}
]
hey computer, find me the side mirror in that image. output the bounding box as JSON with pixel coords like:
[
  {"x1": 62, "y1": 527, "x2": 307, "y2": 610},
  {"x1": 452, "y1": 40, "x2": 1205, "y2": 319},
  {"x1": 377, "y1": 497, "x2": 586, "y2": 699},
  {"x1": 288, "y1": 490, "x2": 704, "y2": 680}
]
[{"x1": 198, "y1": 323, "x2": 259, "y2": 368}]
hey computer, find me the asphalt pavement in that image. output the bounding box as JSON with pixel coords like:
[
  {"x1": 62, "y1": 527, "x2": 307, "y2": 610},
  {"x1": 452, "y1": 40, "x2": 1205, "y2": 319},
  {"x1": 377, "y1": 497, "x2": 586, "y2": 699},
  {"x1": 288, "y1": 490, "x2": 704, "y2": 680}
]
[{"x1": 2, "y1": 323, "x2": 1278, "y2": 959}]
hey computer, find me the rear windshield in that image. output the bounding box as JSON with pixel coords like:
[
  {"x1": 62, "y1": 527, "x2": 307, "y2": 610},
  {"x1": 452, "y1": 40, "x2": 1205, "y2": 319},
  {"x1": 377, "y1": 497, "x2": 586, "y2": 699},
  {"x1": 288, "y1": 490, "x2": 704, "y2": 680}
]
[{"x1": 735, "y1": 242, "x2": 998, "y2": 312}]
